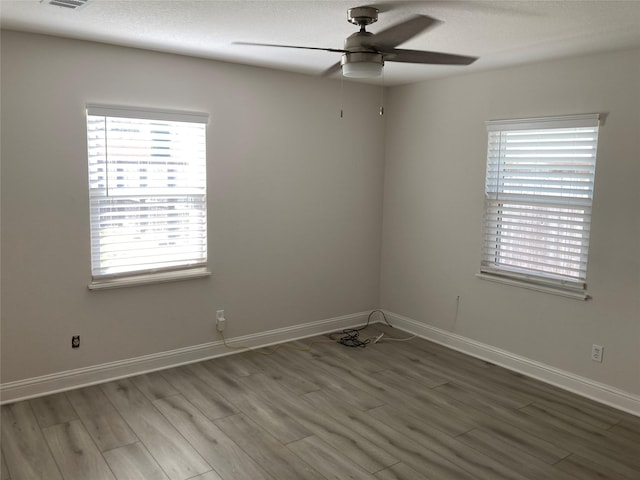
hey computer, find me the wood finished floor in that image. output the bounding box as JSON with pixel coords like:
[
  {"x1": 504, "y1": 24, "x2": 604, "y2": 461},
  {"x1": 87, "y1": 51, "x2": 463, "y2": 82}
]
[{"x1": 2, "y1": 324, "x2": 639, "y2": 480}]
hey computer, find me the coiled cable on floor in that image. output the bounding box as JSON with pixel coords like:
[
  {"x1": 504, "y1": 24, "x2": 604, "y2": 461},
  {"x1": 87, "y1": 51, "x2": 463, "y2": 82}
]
[
  {"x1": 335, "y1": 309, "x2": 415, "y2": 347},
  {"x1": 337, "y1": 329, "x2": 371, "y2": 348},
  {"x1": 337, "y1": 309, "x2": 387, "y2": 347}
]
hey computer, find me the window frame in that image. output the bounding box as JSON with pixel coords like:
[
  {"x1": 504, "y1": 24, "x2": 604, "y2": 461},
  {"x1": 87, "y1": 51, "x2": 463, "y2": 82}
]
[
  {"x1": 478, "y1": 114, "x2": 600, "y2": 300},
  {"x1": 86, "y1": 104, "x2": 210, "y2": 290}
]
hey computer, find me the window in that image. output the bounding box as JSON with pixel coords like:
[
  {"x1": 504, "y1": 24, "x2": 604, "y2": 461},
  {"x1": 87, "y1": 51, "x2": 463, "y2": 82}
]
[
  {"x1": 480, "y1": 114, "x2": 599, "y2": 298},
  {"x1": 86, "y1": 105, "x2": 209, "y2": 289}
]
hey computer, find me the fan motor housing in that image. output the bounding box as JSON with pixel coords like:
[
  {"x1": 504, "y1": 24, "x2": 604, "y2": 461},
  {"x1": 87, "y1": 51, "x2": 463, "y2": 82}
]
[
  {"x1": 341, "y1": 52, "x2": 384, "y2": 67},
  {"x1": 344, "y1": 31, "x2": 376, "y2": 51}
]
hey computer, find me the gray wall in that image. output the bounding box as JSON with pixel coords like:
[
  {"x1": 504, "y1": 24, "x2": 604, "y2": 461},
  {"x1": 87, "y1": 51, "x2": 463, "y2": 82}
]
[
  {"x1": 2, "y1": 29, "x2": 639, "y2": 400},
  {"x1": 0, "y1": 31, "x2": 385, "y2": 383},
  {"x1": 381, "y1": 48, "x2": 640, "y2": 395}
]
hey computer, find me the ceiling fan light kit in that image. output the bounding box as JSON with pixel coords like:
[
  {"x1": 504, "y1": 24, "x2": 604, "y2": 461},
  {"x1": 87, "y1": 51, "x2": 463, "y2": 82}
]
[{"x1": 341, "y1": 52, "x2": 384, "y2": 78}]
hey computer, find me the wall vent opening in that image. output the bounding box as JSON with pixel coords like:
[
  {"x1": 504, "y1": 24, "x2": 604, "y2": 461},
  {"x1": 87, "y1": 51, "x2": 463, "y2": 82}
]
[{"x1": 45, "y1": 0, "x2": 90, "y2": 9}]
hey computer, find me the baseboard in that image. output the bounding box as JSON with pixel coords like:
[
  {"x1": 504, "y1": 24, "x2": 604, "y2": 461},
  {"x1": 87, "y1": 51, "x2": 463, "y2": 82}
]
[
  {"x1": 384, "y1": 311, "x2": 640, "y2": 417},
  {"x1": 6, "y1": 309, "x2": 638, "y2": 416},
  {"x1": 0, "y1": 311, "x2": 369, "y2": 404}
]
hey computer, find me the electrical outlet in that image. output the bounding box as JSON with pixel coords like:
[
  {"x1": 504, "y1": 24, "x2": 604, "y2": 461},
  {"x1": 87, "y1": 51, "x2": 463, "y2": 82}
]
[
  {"x1": 216, "y1": 310, "x2": 226, "y2": 332},
  {"x1": 216, "y1": 318, "x2": 226, "y2": 332},
  {"x1": 591, "y1": 344, "x2": 604, "y2": 363},
  {"x1": 71, "y1": 335, "x2": 80, "y2": 348}
]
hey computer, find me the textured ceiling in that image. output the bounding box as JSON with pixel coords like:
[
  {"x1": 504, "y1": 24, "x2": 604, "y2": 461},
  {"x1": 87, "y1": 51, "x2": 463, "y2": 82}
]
[{"x1": 2, "y1": 0, "x2": 640, "y2": 85}]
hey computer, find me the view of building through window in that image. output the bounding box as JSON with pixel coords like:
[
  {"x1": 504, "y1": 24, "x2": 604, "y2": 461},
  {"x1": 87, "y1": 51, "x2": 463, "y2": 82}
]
[{"x1": 86, "y1": 106, "x2": 208, "y2": 279}]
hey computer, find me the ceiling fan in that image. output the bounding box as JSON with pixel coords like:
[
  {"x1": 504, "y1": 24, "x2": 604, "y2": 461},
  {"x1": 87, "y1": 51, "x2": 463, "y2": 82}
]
[{"x1": 235, "y1": 5, "x2": 478, "y2": 79}]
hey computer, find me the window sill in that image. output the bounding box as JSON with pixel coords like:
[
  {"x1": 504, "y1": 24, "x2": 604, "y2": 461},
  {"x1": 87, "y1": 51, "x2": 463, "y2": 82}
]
[
  {"x1": 476, "y1": 272, "x2": 590, "y2": 300},
  {"x1": 88, "y1": 268, "x2": 211, "y2": 291}
]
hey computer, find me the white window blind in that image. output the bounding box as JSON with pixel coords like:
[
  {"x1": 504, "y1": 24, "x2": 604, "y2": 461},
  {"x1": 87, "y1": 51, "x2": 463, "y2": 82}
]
[
  {"x1": 481, "y1": 114, "x2": 599, "y2": 293},
  {"x1": 87, "y1": 105, "x2": 208, "y2": 280}
]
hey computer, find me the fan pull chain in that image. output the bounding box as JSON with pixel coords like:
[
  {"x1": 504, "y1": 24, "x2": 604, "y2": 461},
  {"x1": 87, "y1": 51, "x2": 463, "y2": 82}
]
[
  {"x1": 379, "y1": 67, "x2": 385, "y2": 116},
  {"x1": 340, "y1": 74, "x2": 344, "y2": 118}
]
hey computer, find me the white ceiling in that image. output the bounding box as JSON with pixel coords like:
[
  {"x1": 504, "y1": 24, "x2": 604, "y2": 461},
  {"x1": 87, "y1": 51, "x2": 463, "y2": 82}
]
[{"x1": 2, "y1": 0, "x2": 640, "y2": 86}]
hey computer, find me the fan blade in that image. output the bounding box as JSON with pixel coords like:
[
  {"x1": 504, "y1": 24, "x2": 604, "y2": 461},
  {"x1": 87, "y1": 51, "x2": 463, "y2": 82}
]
[
  {"x1": 233, "y1": 41, "x2": 347, "y2": 54},
  {"x1": 383, "y1": 48, "x2": 477, "y2": 65},
  {"x1": 362, "y1": 2, "x2": 426, "y2": 13},
  {"x1": 371, "y1": 15, "x2": 440, "y2": 49},
  {"x1": 321, "y1": 61, "x2": 342, "y2": 77}
]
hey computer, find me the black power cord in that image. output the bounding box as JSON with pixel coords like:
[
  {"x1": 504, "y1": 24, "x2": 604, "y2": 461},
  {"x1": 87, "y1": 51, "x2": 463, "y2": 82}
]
[
  {"x1": 337, "y1": 330, "x2": 371, "y2": 348},
  {"x1": 337, "y1": 309, "x2": 392, "y2": 348}
]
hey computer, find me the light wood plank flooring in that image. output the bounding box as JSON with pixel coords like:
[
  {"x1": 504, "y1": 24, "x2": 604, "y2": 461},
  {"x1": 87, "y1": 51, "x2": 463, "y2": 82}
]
[{"x1": 2, "y1": 324, "x2": 639, "y2": 480}]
